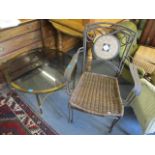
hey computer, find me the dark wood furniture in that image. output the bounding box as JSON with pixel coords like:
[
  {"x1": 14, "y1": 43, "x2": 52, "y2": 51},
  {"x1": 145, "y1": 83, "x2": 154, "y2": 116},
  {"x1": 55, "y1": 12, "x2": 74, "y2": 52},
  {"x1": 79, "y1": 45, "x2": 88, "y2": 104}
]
[{"x1": 139, "y1": 19, "x2": 155, "y2": 47}]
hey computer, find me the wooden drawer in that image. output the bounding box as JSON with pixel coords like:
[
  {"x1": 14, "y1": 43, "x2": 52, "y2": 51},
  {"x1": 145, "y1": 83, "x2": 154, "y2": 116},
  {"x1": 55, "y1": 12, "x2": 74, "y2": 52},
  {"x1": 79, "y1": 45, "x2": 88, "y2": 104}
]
[
  {"x1": 0, "y1": 20, "x2": 40, "y2": 42},
  {"x1": 0, "y1": 30, "x2": 42, "y2": 57}
]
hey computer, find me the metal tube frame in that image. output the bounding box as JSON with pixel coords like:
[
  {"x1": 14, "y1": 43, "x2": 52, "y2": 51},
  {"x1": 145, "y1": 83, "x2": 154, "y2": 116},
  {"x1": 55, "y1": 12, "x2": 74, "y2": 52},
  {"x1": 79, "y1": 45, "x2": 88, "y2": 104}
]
[
  {"x1": 109, "y1": 116, "x2": 121, "y2": 133},
  {"x1": 36, "y1": 94, "x2": 43, "y2": 114},
  {"x1": 82, "y1": 22, "x2": 136, "y2": 74},
  {"x1": 68, "y1": 102, "x2": 73, "y2": 123}
]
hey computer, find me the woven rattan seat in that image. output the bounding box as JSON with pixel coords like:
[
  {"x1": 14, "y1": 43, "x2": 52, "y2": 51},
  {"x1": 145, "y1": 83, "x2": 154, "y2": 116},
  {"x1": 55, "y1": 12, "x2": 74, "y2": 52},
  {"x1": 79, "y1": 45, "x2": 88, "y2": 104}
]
[{"x1": 70, "y1": 72, "x2": 124, "y2": 116}]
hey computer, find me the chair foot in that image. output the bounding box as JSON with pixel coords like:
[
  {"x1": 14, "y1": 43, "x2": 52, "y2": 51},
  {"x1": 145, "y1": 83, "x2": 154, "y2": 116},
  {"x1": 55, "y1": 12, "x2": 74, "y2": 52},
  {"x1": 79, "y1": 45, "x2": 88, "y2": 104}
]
[
  {"x1": 109, "y1": 117, "x2": 121, "y2": 133},
  {"x1": 68, "y1": 103, "x2": 73, "y2": 123}
]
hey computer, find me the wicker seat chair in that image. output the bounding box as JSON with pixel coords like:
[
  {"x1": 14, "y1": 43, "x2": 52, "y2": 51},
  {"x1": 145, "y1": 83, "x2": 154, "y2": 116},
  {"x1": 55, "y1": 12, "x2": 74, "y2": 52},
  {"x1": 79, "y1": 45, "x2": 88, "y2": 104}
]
[{"x1": 64, "y1": 22, "x2": 141, "y2": 133}]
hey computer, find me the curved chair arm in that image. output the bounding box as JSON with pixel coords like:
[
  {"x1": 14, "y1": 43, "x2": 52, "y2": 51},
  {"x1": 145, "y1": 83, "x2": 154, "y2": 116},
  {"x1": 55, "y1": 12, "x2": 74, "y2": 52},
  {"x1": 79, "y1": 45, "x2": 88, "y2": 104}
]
[
  {"x1": 137, "y1": 67, "x2": 146, "y2": 77},
  {"x1": 129, "y1": 63, "x2": 142, "y2": 95},
  {"x1": 125, "y1": 56, "x2": 146, "y2": 77},
  {"x1": 125, "y1": 63, "x2": 142, "y2": 105},
  {"x1": 64, "y1": 47, "x2": 84, "y2": 95},
  {"x1": 64, "y1": 47, "x2": 84, "y2": 81}
]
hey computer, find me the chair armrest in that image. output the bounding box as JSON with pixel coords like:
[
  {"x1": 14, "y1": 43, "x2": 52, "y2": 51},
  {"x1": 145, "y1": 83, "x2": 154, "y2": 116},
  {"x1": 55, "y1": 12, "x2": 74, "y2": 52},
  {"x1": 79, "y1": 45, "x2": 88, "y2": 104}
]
[
  {"x1": 125, "y1": 63, "x2": 142, "y2": 105},
  {"x1": 124, "y1": 57, "x2": 146, "y2": 77},
  {"x1": 64, "y1": 47, "x2": 84, "y2": 82},
  {"x1": 129, "y1": 63, "x2": 141, "y2": 96},
  {"x1": 137, "y1": 67, "x2": 146, "y2": 77}
]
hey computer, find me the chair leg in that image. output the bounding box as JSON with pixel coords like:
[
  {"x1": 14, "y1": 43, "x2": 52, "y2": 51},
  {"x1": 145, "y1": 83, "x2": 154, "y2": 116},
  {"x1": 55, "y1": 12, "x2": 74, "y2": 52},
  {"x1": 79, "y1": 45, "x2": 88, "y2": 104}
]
[
  {"x1": 68, "y1": 103, "x2": 73, "y2": 123},
  {"x1": 36, "y1": 94, "x2": 43, "y2": 114},
  {"x1": 109, "y1": 117, "x2": 121, "y2": 133}
]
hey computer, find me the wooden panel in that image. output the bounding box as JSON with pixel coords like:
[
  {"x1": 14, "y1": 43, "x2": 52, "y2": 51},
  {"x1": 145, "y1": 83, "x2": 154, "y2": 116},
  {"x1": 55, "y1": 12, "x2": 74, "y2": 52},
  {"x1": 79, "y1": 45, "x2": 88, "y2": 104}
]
[
  {"x1": 0, "y1": 20, "x2": 40, "y2": 42},
  {"x1": 140, "y1": 20, "x2": 153, "y2": 44},
  {"x1": 42, "y1": 25, "x2": 56, "y2": 49},
  {"x1": 61, "y1": 33, "x2": 80, "y2": 51},
  {"x1": 140, "y1": 20, "x2": 155, "y2": 47},
  {"x1": 41, "y1": 20, "x2": 57, "y2": 49},
  {"x1": 150, "y1": 22, "x2": 155, "y2": 45},
  {"x1": 146, "y1": 21, "x2": 155, "y2": 45},
  {"x1": 0, "y1": 30, "x2": 41, "y2": 57},
  {"x1": 44, "y1": 37, "x2": 56, "y2": 49},
  {"x1": 41, "y1": 20, "x2": 81, "y2": 52},
  {"x1": 42, "y1": 25, "x2": 56, "y2": 38},
  {"x1": 61, "y1": 35, "x2": 80, "y2": 52},
  {"x1": 0, "y1": 41, "x2": 42, "y2": 64}
]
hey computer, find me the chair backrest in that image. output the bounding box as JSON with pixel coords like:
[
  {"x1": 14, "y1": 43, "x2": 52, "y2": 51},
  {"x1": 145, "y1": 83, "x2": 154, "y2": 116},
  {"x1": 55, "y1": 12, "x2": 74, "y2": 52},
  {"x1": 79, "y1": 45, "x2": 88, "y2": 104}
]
[
  {"x1": 82, "y1": 22, "x2": 136, "y2": 77},
  {"x1": 64, "y1": 47, "x2": 83, "y2": 81}
]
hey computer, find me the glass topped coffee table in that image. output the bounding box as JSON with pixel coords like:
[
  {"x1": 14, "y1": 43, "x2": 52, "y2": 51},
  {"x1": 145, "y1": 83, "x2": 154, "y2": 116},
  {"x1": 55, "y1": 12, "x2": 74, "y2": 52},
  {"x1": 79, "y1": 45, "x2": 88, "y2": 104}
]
[{"x1": 4, "y1": 48, "x2": 66, "y2": 113}]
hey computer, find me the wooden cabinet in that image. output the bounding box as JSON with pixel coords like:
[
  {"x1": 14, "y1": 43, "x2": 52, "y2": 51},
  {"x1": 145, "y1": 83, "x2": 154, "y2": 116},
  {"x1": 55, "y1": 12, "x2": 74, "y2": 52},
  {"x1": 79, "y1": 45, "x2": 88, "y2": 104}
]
[{"x1": 139, "y1": 19, "x2": 155, "y2": 47}]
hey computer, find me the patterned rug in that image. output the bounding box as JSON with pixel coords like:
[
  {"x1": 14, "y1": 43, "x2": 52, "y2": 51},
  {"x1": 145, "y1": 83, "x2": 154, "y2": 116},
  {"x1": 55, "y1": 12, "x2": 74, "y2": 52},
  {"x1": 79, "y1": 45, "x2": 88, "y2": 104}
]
[{"x1": 0, "y1": 91, "x2": 57, "y2": 135}]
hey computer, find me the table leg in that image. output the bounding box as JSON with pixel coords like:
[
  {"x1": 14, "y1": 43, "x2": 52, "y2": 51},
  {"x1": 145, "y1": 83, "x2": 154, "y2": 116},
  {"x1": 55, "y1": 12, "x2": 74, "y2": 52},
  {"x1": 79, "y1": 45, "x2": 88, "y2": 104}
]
[
  {"x1": 68, "y1": 102, "x2": 73, "y2": 123},
  {"x1": 36, "y1": 94, "x2": 43, "y2": 114}
]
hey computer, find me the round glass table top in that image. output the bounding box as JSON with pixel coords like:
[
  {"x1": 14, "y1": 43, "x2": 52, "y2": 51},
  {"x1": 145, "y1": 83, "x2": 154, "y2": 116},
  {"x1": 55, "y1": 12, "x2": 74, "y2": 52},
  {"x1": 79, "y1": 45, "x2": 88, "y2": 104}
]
[{"x1": 6, "y1": 48, "x2": 66, "y2": 94}]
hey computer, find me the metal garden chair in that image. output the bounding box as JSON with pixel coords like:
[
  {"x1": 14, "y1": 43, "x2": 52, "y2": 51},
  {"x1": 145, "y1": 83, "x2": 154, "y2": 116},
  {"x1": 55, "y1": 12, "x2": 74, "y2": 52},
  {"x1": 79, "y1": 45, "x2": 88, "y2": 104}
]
[{"x1": 64, "y1": 22, "x2": 142, "y2": 133}]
